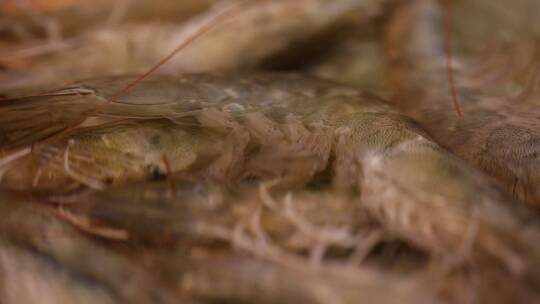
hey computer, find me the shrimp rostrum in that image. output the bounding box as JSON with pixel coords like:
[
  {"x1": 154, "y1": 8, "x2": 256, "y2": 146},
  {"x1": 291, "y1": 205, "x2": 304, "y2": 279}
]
[{"x1": 1, "y1": 73, "x2": 540, "y2": 302}]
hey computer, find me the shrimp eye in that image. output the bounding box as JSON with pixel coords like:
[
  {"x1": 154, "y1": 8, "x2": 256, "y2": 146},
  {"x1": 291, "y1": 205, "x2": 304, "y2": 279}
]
[{"x1": 147, "y1": 165, "x2": 167, "y2": 180}]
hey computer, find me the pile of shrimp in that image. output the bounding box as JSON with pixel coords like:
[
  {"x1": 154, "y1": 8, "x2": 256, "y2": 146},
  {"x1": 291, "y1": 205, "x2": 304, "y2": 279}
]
[{"x1": 1, "y1": 0, "x2": 540, "y2": 303}]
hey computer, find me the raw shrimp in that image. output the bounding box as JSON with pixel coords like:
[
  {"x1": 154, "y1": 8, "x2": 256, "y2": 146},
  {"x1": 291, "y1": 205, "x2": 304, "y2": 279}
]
[
  {"x1": 383, "y1": 0, "x2": 540, "y2": 206},
  {"x1": 0, "y1": 0, "x2": 385, "y2": 95},
  {"x1": 0, "y1": 192, "x2": 176, "y2": 304},
  {"x1": 0, "y1": 185, "x2": 436, "y2": 304},
  {"x1": 2, "y1": 1, "x2": 540, "y2": 303},
  {"x1": 2, "y1": 73, "x2": 540, "y2": 302},
  {"x1": 55, "y1": 180, "x2": 437, "y2": 304}
]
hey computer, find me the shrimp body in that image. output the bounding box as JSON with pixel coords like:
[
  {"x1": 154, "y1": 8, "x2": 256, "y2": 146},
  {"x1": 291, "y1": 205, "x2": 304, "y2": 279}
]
[
  {"x1": 0, "y1": 0, "x2": 384, "y2": 95},
  {"x1": 383, "y1": 0, "x2": 540, "y2": 207},
  {"x1": 1, "y1": 74, "x2": 540, "y2": 302}
]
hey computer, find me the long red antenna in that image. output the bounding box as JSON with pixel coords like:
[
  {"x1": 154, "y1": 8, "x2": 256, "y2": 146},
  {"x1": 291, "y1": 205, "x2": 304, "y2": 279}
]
[
  {"x1": 105, "y1": 1, "x2": 247, "y2": 105},
  {"x1": 442, "y1": 1, "x2": 463, "y2": 117}
]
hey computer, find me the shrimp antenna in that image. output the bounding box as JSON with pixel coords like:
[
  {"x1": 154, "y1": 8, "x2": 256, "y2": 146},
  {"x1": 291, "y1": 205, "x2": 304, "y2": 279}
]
[
  {"x1": 106, "y1": 0, "x2": 248, "y2": 104},
  {"x1": 35, "y1": 0, "x2": 249, "y2": 148},
  {"x1": 442, "y1": 0, "x2": 462, "y2": 117}
]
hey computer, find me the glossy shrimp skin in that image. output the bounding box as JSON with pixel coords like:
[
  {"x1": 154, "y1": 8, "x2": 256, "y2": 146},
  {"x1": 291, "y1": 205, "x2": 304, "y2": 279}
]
[
  {"x1": 0, "y1": 74, "x2": 356, "y2": 191},
  {"x1": 2, "y1": 73, "x2": 540, "y2": 303}
]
